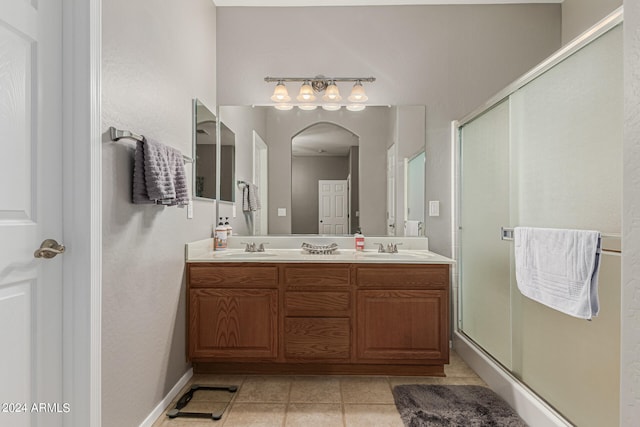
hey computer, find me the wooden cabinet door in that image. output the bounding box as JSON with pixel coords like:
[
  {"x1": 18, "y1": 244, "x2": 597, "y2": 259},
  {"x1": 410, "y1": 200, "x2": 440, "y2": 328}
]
[
  {"x1": 189, "y1": 288, "x2": 278, "y2": 359},
  {"x1": 356, "y1": 290, "x2": 448, "y2": 362}
]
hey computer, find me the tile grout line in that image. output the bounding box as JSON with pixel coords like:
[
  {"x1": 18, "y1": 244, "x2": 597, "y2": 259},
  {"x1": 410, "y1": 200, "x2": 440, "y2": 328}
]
[
  {"x1": 339, "y1": 376, "x2": 348, "y2": 427},
  {"x1": 281, "y1": 376, "x2": 294, "y2": 427}
]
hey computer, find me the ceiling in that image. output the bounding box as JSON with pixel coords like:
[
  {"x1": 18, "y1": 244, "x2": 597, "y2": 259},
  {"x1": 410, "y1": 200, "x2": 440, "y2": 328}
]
[{"x1": 214, "y1": 0, "x2": 561, "y2": 6}]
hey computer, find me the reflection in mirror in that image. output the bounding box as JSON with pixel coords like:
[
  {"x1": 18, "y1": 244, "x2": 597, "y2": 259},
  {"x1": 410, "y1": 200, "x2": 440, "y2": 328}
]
[
  {"x1": 217, "y1": 105, "x2": 426, "y2": 237},
  {"x1": 193, "y1": 99, "x2": 217, "y2": 200},
  {"x1": 292, "y1": 123, "x2": 359, "y2": 234},
  {"x1": 219, "y1": 123, "x2": 236, "y2": 202},
  {"x1": 405, "y1": 151, "x2": 425, "y2": 236},
  {"x1": 253, "y1": 131, "x2": 269, "y2": 235}
]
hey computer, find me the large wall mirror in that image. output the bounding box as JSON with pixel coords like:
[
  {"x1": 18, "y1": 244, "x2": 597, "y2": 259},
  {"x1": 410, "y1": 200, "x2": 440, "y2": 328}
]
[
  {"x1": 193, "y1": 99, "x2": 236, "y2": 202},
  {"x1": 193, "y1": 99, "x2": 217, "y2": 200},
  {"x1": 217, "y1": 105, "x2": 426, "y2": 237}
]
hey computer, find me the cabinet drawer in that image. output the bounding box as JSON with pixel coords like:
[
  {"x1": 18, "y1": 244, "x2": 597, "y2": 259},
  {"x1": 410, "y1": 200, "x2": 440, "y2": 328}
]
[
  {"x1": 189, "y1": 264, "x2": 278, "y2": 288},
  {"x1": 283, "y1": 265, "x2": 350, "y2": 288},
  {"x1": 356, "y1": 265, "x2": 448, "y2": 289},
  {"x1": 285, "y1": 291, "x2": 351, "y2": 316},
  {"x1": 285, "y1": 318, "x2": 350, "y2": 360}
]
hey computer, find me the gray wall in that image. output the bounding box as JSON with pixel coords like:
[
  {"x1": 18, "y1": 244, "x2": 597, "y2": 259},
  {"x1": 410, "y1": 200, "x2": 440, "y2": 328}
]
[
  {"x1": 562, "y1": 0, "x2": 622, "y2": 44},
  {"x1": 101, "y1": 0, "x2": 216, "y2": 426},
  {"x1": 621, "y1": 0, "x2": 640, "y2": 422},
  {"x1": 292, "y1": 156, "x2": 350, "y2": 234},
  {"x1": 217, "y1": 4, "x2": 561, "y2": 254}
]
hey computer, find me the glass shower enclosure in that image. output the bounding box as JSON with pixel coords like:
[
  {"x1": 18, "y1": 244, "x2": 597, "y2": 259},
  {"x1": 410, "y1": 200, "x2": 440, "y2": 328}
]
[{"x1": 457, "y1": 17, "x2": 622, "y2": 427}]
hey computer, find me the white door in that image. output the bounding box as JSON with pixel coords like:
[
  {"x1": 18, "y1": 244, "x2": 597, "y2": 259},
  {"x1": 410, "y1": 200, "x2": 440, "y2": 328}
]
[
  {"x1": 318, "y1": 180, "x2": 349, "y2": 235},
  {"x1": 387, "y1": 144, "x2": 397, "y2": 236},
  {"x1": 0, "y1": 2, "x2": 64, "y2": 426}
]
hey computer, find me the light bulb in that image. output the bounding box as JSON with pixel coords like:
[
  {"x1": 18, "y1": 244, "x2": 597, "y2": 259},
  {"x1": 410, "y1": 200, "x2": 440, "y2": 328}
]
[
  {"x1": 322, "y1": 82, "x2": 342, "y2": 102},
  {"x1": 348, "y1": 81, "x2": 368, "y2": 102},
  {"x1": 270, "y1": 82, "x2": 291, "y2": 102},
  {"x1": 296, "y1": 81, "x2": 316, "y2": 102}
]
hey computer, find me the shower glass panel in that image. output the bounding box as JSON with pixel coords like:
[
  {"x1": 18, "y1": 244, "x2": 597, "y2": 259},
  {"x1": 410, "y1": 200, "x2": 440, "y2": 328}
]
[
  {"x1": 458, "y1": 23, "x2": 622, "y2": 427},
  {"x1": 509, "y1": 25, "x2": 622, "y2": 427},
  {"x1": 459, "y1": 100, "x2": 512, "y2": 369}
]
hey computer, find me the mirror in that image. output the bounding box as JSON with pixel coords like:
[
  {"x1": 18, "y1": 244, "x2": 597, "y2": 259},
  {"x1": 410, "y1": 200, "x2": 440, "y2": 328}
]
[
  {"x1": 217, "y1": 105, "x2": 426, "y2": 236},
  {"x1": 219, "y1": 122, "x2": 236, "y2": 202},
  {"x1": 193, "y1": 99, "x2": 236, "y2": 202},
  {"x1": 193, "y1": 99, "x2": 217, "y2": 200}
]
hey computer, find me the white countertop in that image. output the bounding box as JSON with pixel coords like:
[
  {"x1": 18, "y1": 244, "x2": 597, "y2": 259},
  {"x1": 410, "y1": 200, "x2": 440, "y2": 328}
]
[{"x1": 186, "y1": 238, "x2": 454, "y2": 264}]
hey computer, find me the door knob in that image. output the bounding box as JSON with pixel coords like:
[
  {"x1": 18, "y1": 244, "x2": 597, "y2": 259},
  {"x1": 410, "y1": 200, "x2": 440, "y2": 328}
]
[{"x1": 34, "y1": 239, "x2": 65, "y2": 259}]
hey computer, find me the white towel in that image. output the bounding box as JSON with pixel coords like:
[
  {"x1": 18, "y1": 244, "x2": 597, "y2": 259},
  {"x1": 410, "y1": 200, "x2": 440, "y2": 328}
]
[
  {"x1": 242, "y1": 183, "x2": 261, "y2": 212},
  {"x1": 514, "y1": 227, "x2": 602, "y2": 320},
  {"x1": 405, "y1": 220, "x2": 421, "y2": 237}
]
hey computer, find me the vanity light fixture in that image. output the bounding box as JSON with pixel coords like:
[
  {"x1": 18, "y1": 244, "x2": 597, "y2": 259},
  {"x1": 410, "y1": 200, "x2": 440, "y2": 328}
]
[
  {"x1": 270, "y1": 81, "x2": 291, "y2": 102},
  {"x1": 348, "y1": 80, "x2": 368, "y2": 102},
  {"x1": 296, "y1": 81, "x2": 316, "y2": 102},
  {"x1": 265, "y1": 75, "x2": 375, "y2": 111},
  {"x1": 322, "y1": 81, "x2": 342, "y2": 102}
]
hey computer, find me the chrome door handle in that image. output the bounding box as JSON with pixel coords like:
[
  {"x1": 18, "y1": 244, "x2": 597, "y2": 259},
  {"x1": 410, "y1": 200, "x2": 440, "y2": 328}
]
[{"x1": 34, "y1": 239, "x2": 65, "y2": 259}]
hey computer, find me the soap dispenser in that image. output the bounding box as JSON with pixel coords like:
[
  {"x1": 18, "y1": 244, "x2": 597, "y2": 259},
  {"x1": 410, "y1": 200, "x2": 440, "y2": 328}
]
[
  {"x1": 215, "y1": 217, "x2": 228, "y2": 250},
  {"x1": 355, "y1": 228, "x2": 365, "y2": 251}
]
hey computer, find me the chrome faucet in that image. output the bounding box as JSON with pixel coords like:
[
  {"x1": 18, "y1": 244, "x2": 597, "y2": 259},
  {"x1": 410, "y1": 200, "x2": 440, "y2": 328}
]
[
  {"x1": 374, "y1": 243, "x2": 402, "y2": 253},
  {"x1": 241, "y1": 242, "x2": 268, "y2": 252}
]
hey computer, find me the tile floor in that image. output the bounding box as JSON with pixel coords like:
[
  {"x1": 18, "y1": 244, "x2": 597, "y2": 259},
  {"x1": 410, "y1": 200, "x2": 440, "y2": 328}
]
[{"x1": 152, "y1": 351, "x2": 485, "y2": 427}]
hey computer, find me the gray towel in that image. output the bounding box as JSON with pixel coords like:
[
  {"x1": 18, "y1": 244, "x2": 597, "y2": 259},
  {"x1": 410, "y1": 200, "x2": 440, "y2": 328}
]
[
  {"x1": 242, "y1": 183, "x2": 261, "y2": 212},
  {"x1": 132, "y1": 138, "x2": 190, "y2": 206}
]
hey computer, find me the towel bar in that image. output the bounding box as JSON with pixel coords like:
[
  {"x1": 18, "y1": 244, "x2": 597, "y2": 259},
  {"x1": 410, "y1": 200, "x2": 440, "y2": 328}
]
[
  {"x1": 499, "y1": 227, "x2": 622, "y2": 255},
  {"x1": 108, "y1": 126, "x2": 193, "y2": 164}
]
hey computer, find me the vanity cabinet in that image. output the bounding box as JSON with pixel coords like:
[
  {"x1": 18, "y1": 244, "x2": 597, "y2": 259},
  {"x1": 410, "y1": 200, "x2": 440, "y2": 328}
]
[
  {"x1": 187, "y1": 264, "x2": 279, "y2": 360},
  {"x1": 187, "y1": 262, "x2": 449, "y2": 375},
  {"x1": 355, "y1": 265, "x2": 449, "y2": 362}
]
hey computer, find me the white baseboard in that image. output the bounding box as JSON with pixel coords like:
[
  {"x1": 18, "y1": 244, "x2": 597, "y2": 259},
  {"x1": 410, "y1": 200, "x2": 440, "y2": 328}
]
[
  {"x1": 139, "y1": 368, "x2": 193, "y2": 427},
  {"x1": 453, "y1": 331, "x2": 572, "y2": 427}
]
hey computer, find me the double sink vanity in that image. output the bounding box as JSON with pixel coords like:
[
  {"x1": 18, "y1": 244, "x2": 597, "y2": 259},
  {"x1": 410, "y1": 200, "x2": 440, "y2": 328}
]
[{"x1": 185, "y1": 236, "x2": 454, "y2": 376}]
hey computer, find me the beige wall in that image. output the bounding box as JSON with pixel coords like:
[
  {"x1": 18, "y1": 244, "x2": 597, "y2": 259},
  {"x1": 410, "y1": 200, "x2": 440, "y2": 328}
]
[
  {"x1": 216, "y1": 4, "x2": 561, "y2": 254},
  {"x1": 562, "y1": 0, "x2": 622, "y2": 44},
  {"x1": 101, "y1": 0, "x2": 217, "y2": 426}
]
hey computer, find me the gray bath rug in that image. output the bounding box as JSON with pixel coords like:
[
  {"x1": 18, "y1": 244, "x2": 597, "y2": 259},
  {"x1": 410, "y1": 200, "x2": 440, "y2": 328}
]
[{"x1": 392, "y1": 385, "x2": 528, "y2": 427}]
